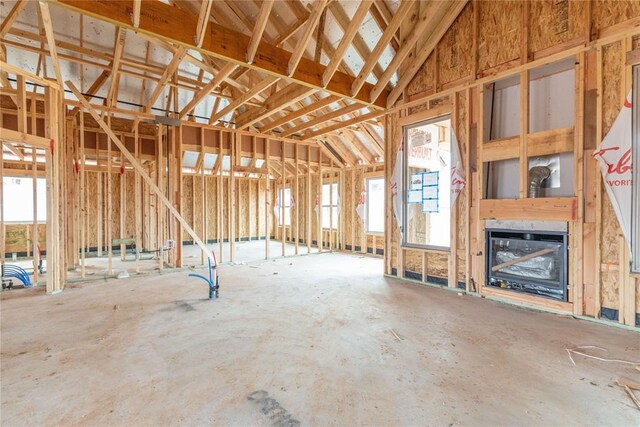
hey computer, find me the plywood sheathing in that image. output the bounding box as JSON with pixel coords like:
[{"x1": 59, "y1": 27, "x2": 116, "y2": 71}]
[
  {"x1": 478, "y1": 1, "x2": 522, "y2": 73},
  {"x1": 384, "y1": 0, "x2": 640, "y2": 320}
]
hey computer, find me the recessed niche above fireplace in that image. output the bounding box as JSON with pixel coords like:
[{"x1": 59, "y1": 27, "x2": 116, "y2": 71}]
[{"x1": 486, "y1": 221, "x2": 568, "y2": 302}]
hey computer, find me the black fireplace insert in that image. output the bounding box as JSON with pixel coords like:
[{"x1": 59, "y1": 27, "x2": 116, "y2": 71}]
[{"x1": 486, "y1": 228, "x2": 569, "y2": 301}]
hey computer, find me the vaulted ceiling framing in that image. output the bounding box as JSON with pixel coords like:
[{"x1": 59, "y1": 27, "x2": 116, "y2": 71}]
[{"x1": 0, "y1": 0, "x2": 468, "y2": 167}]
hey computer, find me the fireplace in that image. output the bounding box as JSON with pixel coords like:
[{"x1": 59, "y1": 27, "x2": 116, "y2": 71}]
[{"x1": 486, "y1": 223, "x2": 568, "y2": 301}]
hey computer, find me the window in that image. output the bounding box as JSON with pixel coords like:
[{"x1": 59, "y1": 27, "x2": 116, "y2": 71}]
[
  {"x1": 321, "y1": 182, "x2": 338, "y2": 230},
  {"x1": 403, "y1": 116, "x2": 451, "y2": 249},
  {"x1": 2, "y1": 177, "x2": 46, "y2": 222},
  {"x1": 366, "y1": 177, "x2": 384, "y2": 233},
  {"x1": 278, "y1": 188, "x2": 292, "y2": 227},
  {"x1": 632, "y1": 66, "x2": 640, "y2": 273}
]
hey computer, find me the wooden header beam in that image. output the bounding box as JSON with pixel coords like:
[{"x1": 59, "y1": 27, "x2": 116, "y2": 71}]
[{"x1": 53, "y1": 0, "x2": 389, "y2": 108}]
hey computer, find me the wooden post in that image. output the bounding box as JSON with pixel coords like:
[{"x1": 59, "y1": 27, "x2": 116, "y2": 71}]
[
  {"x1": 157, "y1": 124, "x2": 163, "y2": 270},
  {"x1": 594, "y1": 46, "x2": 603, "y2": 318},
  {"x1": 120, "y1": 151, "x2": 126, "y2": 261},
  {"x1": 217, "y1": 134, "x2": 223, "y2": 262},
  {"x1": 265, "y1": 138, "x2": 271, "y2": 259},
  {"x1": 318, "y1": 160, "x2": 323, "y2": 253},
  {"x1": 519, "y1": 70, "x2": 529, "y2": 198},
  {"x1": 230, "y1": 131, "x2": 236, "y2": 262},
  {"x1": 465, "y1": 87, "x2": 472, "y2": 292},
  {"x1": 295, "y1": 143, "x2": 299, "y2": 255},
  {"x1": 449, "y1": 92, "x2": 459, "y2": 288},
  {"x1": 107, "y1": 116, "x2": 113, "y2": 275},
  {"x1": 79, "y1": 112, "x2": 85, "y2": 277},
  {"x1": 307, "y1": 146, "x2": 312, "y2": 254},
  {"x1": 329, "y1": 163, "x2": 333, "y2": 252},
  {"x1": 134, "y1": 119, "x2": 141, "y2": 273},
  {"x1": 281, "y1": 140, "x2": 285, "y2": 257},
  {"x1": 358, "y1": 166, "x2": 367, "y2": 254},
  {"x1": 201, "y1": 127, "x2": 206, "y2": 265}
]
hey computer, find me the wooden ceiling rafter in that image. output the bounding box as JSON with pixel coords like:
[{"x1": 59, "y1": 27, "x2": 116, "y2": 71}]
[
  {"x1": 280, "y1": 103, "x2": 363, "y2": 138},
  {"x1": 106, "y1": 26, "x2": 127, "y2": 108},
  {"x1": 370, "y1": 0, "x2": 444, "y2": 102},
  {"x1": 260, "y1": 94, "x2": 338, "y2": 133},
  {"x1": 0, "y1": 0, "x2": 27, "y2": 39},
  {"x1": 304, "y1": 110, "x2": 384, "y2": 140},
  {"x1": 234, "y1": 83, "x2": 315, "y2": 130},
  {"x1": 387, "y1": 0, "x2": 469, "y2": 106},
  {"x1": 208, "y1": 75, "x2": 279, "y2": 125},
  {"x1": 287, "y1": 0, "x2": 329, "y2": 77},
  {"x1": 195, "y1": 0, "x2": 214, "y2": 48},
  {"x1": 322, "y1": 0, "x2": 372, "y2": 88},
  {"x1": 370, "y1": 0, "x2": 400, "y2": 52},
  {"x1": 53, "y1": 0, "x2": 389, "y2": 108},
  {"x1": 246, "y1": 0, "x2": 274, "y2": 64},
  {"x1": 326, "y1": 1, "x2": 385, "y2": 80},
  {"x1": 179, "y1": 62, "x2": 239, "y2": 119},
  {"x1": 143, "y1": 46, "x2": 187, "y2": 113},
  {"x1": 350, "y1": 0, "x2": 414, "y2": 97},
  {"x1": 37, "y1": 1, "x2": 63, "y2": 88}
]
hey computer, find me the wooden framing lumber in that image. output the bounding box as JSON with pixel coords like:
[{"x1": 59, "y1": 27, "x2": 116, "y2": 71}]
[
  {"x1": 208, "y1": 75, "x2": 279, "y2": 125},
  {"x1": 350, "y1": 0, "x2": 414, "y2": 97},
  {"x1": 246, "y1": 0, "x2": 274, "y2": 64},
  {"x1": 281, "y1": 103, "x2": 363, "y2": 138},
  {"x1": 369, "y1": 1, "x2": 441, "y2": 102},
  {"x1": 0, "y1": 0, "x2": 27, "y2": 39},
  {"x1": 321, "y1": 1, "x2": 372, "y2": 88},
  {"x1": 178, "y1": 63, "x2": 238, "y2": 119},
  {"x1": 234, "y1": 83, "x2": 314, "y2": 129},
  {"x1": 143, "y1": 47, "x2": 187, "y2": 113},
  {"x1": 287, "y1": 0, "x2": 329, "y2": 77},
  {"x1": 54, "y1": 0, "x2": 389, "y2": 108},
  {"x1": 261, "y1": 95, "x2": 338, "y2": 133},
  {"x1": 195, "y1": 0, "x2": 214, "y2": 48},
  {"x1": 67, "y1": 81, "x2": 214, "y2": 263},
  {"x1": 386, "y1": 0, "x2": 469, "y2": 107},
  {"x1": 37, "y1": 2, "x2": 64, "y2": 88}
]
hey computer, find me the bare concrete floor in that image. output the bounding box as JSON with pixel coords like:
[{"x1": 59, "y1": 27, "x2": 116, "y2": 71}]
[{"x1": 1, "y1": 252, "x2": 639, "y2": 426}]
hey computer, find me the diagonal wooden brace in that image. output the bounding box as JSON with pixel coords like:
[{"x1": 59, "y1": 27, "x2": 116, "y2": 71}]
[{"x1": 66, "y1": 81, "x2": 213, "y2": 264}]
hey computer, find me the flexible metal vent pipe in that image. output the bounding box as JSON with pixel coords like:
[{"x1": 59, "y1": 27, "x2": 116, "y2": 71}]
[{"x1": 528, "y1": 166, "x2": 551, "y2": 198}]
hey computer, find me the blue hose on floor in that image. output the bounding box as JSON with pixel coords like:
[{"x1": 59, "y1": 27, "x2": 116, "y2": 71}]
[
  {"x1": 188, "y1": 252, "x2": 219, "y2": 299},
  {"x1": 2, "y1": 264, "x2": 32, "y2": 288}
]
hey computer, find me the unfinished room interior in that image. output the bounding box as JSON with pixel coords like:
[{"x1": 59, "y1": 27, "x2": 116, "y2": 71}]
[{"x1": 1, "y1": 0, "x2": 640, "y2": 424}]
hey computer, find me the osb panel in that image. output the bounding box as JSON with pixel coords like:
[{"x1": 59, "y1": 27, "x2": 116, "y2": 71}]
[
  {"x1": 311, "y1": 174, "x2": 319, "y2": 243},
  {"x1": 427, "y1": 252, "x2": 449, "y2": 279},
  {"x1": 599, "y1": 41, "x2": 623, "y2": 309},
  {"x1": 223, "y1": 177, "x2": 230, "y2": 240},
  {"x1": 249, "y1": 180, "x2": 259, "y2": 238},
  {"x1": 591, "y1": 0, "x2": 640, "y2": 34},
  {"x1": 407, "y1": 53, "x2": 436, "y2": 98},
  {"x1": 205, "y1": 176, "x2": 216, "y2": 240},
  {"x1": 437, "y1": 3, "x2": 474, "y2": 86},
  {"x1": 4, "y1": 224, "x2": 45, "y2": 253},
  {"x1": 478, "y1": 0, "x2": 521, "y2": 72},
  {"x1": 111, "y1": 173, "x2": 121, "y2": 239},
  {"x1": 258, "y1": 178, "x2": 266, "y2": 238},
  {"x1": 354, "y1": 169, "x2": 365, "y2": 246},
  {"x1": 182, "y1": 175, "x2": 194, "y2": 231},
  {"x1": 124, "y1": 172, "x2": 136, "y2": 238},
  {"x1": 455, "y1": 91, "x2": 469, "y2": 284},
  {"x1": 193, "y1": 175, "x2": 204, "y2": 238},
  {"x1": 85, "y1": 172, "x2": 99, "y2": 248},
  {"x1": 388, "y1": 114, "x2": 401, "y2": 271},
  {"x1": 529, "y1": 0, "x2": 587, "y2": 54},
  {"x1": 237, "y1": 179, "x2": 250, "y2": 239}
]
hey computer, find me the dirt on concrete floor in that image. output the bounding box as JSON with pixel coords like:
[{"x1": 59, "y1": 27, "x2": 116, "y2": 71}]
[{"x1": 1, "y1": 252, "x2": 639, "y2": 426}]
